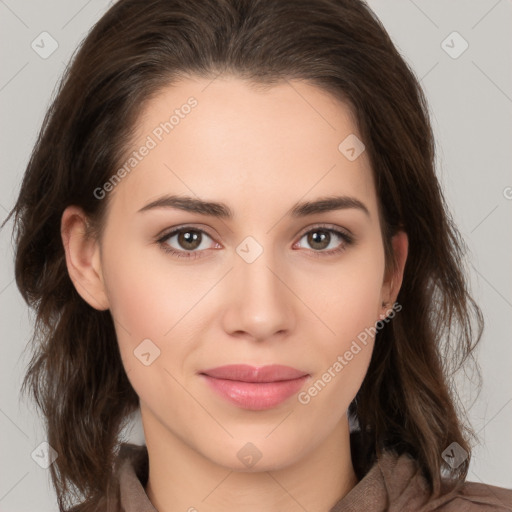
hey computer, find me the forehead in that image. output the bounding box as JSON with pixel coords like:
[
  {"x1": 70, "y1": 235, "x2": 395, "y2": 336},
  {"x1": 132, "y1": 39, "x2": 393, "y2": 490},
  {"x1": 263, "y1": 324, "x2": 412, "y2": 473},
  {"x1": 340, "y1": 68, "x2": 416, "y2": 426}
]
[{"x1": 107, "y1": 75, "x2": 378, "y2": 221}]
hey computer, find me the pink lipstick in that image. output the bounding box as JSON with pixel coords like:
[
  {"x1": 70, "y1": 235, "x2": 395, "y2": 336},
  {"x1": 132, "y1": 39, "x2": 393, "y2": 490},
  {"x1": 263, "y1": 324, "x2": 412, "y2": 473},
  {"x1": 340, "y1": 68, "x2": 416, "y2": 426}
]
[{"x1": 199, "y1": 364, "x2": 309, "y2": 411}]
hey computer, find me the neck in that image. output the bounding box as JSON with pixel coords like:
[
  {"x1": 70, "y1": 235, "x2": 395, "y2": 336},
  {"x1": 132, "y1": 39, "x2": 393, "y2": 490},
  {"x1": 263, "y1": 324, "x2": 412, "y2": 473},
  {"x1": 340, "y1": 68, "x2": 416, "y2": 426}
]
[{"x1": 143, "y1": 410, "x2": 358, "y2": 512}]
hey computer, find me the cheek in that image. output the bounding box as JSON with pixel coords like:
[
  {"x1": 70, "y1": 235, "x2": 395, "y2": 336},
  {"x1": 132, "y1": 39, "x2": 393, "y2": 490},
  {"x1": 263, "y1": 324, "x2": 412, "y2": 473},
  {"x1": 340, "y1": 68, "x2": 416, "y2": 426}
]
[
  {"x1": 98, "y1": 236, "x2": 174, "y2": 383},
  {"x1": 100, "y1": 239, "x2": 212, "y2": 395},
  {"x1": 102, "y1": 254, "x2": 187, "y2": 409},
  {"x1": 101, "y1": 236, "x2": 202, "y2": 341},
  {"x1": 104, "y1": 262, "x2": 168, "y2": 340},
  {"x1": 298, "y1": 280, "x2": 381, "y2": 417},
  {"x1": 302, "y1": 247, "x2": 384, "y2": 404},
  {"x1": 311, "y1": 249, "x2": 385, "y2": 349}
]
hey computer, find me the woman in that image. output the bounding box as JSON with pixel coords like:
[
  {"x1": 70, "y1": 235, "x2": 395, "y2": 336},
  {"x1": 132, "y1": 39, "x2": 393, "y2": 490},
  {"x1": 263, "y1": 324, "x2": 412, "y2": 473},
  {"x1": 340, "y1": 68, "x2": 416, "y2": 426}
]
[{"x1": 3, "y1": 0, "x2": 511, "y2": 510}]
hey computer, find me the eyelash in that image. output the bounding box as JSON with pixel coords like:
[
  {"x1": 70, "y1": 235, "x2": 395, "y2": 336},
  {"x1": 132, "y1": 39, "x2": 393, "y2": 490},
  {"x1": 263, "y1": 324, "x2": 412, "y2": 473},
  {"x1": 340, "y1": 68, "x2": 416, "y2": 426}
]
[{"x1": 156, "y1": 224, "x2": 354, "y2": 260}]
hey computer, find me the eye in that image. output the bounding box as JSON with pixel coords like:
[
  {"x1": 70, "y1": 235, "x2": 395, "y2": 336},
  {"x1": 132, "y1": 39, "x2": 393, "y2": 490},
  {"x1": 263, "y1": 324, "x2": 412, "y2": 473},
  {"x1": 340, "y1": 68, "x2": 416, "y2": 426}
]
[
  {"x1": 157, "y1": 227, "x2": 218, "y2": 260},
  {"x1": 156, "y1": 223, "x2": 354, "y2": 260},
  {"x1": 293, "y1": 225, "x2": 354, "y2": 257}
]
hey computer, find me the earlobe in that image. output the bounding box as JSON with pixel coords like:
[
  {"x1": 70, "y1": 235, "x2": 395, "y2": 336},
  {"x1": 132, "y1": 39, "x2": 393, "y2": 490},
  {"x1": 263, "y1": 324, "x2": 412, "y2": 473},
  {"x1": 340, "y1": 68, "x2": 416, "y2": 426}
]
[
  {"x1": 61, "y1": 206, "x2": 110, "y2": 311},
  {"x1": 381, "y1": 230, "x2": 408, "y2": 310}
]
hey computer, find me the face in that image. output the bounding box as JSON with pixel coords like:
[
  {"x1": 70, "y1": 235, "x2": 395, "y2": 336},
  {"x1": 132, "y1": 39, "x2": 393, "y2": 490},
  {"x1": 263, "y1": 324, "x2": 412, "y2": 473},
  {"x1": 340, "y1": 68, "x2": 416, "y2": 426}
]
[{"x1": 65, "y1": 75, "x2": 406, "y2": 471}]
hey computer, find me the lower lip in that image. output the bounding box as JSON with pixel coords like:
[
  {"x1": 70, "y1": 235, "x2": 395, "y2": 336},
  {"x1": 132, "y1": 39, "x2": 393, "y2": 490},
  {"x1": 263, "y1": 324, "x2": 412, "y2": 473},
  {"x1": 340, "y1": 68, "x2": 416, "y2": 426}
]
[{"x1": 200, "y1": 374, "x2": 309, "y2": 411}]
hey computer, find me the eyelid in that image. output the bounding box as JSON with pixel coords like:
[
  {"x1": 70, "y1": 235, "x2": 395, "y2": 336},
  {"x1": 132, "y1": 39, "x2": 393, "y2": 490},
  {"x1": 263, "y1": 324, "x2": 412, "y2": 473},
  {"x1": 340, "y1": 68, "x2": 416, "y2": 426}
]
[
  {"x1": 295, "y1": 222, "x2": 354, "y2": 240},
  {"x1": 156, "y1": 222, "x2": 353, "y2": 242},
  {"x1": 155, "y1": 222, "x2": 355, "y2": 258},
  {"x1": 155, "y1": 223, "x2": 217, "y2": 240}
]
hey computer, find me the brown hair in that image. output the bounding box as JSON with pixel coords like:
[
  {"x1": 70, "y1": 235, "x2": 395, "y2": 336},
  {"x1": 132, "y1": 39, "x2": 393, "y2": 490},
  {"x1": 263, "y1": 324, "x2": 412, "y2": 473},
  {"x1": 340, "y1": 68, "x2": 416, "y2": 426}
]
[{"x1": 2, "y1": 0, "x2": 483, "y2": 510}]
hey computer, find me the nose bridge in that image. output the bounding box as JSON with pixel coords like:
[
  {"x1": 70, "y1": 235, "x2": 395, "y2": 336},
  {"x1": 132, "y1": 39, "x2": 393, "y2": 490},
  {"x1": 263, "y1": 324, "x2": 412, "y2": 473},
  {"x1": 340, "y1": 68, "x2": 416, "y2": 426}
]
[
  {"x1": 236, "y1": 233, "x2": 285, "y2": 302},
  {"x1": 222, "y1": 234, "x2": 294, "y2": 340}
]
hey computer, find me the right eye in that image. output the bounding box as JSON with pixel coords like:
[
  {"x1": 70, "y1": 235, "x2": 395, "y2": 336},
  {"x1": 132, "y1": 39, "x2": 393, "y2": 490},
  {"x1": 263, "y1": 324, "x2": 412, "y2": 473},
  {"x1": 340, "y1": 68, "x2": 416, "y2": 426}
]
[{"x1": 157, "y1": 226, "x2": 219, "y2": 259}]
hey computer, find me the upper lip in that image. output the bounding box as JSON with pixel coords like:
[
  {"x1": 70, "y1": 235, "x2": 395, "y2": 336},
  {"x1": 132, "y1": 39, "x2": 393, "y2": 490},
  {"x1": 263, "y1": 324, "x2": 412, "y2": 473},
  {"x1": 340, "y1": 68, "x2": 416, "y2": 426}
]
[{"x1": 200, "y1": 364, "x2": 309, "y2": 383}]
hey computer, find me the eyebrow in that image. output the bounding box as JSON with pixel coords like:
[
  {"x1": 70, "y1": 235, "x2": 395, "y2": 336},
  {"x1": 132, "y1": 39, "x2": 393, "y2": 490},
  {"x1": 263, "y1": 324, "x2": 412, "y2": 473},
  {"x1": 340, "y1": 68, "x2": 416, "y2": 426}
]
[{"x1": 137, "y1": 194, "x2": 370, "y2": 218}]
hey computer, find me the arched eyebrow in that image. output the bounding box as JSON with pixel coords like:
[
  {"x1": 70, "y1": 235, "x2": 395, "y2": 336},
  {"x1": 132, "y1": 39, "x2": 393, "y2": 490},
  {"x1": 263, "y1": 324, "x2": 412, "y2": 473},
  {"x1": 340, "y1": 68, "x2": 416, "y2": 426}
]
[{"x1": 137, "y1": 194, "x2": 370, "y2": 218}]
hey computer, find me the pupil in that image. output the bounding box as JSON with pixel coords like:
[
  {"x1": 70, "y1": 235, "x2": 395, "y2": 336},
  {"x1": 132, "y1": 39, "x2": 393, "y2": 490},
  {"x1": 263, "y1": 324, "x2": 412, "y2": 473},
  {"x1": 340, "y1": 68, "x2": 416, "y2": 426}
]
[
  {"x1": 180, "y1": 231, "x2": 200, "y2": 249},
  {"x1": 309, "y1": 230, "x2": 329, "y2": 249}
]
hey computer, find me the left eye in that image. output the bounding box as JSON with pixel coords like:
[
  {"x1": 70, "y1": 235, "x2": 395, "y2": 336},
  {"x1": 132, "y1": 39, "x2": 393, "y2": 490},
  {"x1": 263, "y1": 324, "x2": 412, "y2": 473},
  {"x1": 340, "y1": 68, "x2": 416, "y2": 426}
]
[{"x1": 294, "y1": 227, "x2": 352, "y2": 254}]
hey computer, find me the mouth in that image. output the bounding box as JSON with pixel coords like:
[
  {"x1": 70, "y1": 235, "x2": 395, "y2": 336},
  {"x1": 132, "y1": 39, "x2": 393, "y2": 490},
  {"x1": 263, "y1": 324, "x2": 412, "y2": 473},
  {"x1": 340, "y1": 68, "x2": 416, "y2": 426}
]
[{"x1": 198, "y1": 364, "x2": 310, "y2": 411}]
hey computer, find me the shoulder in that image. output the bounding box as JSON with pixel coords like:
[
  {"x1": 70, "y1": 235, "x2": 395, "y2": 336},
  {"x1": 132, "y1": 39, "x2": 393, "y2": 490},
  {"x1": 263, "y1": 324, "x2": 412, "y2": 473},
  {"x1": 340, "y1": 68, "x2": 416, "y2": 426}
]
[
  {"x1": 377, "y1": 451, "x2": 512, "y2": 511},
  {"x1": 422, "y1": 480, "x2": 512, "y2": 511},
  {"x1": 373, "y1": 453, "x2": 512, "y2": 512}
]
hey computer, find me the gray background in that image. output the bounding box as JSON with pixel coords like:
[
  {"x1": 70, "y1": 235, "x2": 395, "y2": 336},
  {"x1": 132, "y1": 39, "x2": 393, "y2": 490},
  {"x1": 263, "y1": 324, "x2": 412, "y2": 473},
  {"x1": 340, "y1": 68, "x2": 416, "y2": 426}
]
[{"x1": 1, "y1": 0, "x2": 511, "y2": 510}]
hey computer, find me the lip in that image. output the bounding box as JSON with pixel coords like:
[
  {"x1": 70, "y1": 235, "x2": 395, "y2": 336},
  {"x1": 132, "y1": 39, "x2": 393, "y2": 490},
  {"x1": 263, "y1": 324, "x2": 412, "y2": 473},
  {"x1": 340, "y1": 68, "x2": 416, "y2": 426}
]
[{"x1": 199, "y1": 364, "x2": 310, "y2": 411}]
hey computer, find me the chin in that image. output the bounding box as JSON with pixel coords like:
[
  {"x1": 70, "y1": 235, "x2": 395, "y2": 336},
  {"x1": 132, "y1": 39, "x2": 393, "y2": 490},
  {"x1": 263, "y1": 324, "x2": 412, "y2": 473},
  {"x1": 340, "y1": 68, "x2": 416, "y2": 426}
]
[{"x1": 202, "y1": 435, "x2": 307, "y2": 473}]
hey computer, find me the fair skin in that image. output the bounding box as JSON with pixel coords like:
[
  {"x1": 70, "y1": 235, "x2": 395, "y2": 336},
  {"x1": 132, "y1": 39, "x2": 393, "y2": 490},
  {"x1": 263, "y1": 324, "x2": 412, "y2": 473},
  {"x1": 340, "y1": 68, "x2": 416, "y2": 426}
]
[{"x1": 61, "y1": 76, "x2": 408, "y2": 512}]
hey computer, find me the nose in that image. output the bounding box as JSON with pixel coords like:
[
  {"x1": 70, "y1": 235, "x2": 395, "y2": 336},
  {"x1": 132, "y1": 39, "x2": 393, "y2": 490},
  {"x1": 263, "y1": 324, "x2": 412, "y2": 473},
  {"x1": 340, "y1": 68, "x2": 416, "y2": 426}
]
[{"x1": 220, "y1": 243, "x2": 296, "y2": 343}]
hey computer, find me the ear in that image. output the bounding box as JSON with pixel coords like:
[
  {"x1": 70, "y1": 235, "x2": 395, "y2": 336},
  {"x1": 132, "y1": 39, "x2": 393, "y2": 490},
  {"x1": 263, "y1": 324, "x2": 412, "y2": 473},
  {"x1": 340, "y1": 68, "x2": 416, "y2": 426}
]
[
  {"x1": 380, "y1": 230, "x2": 408, "y2": 315},
  {"x1": 61, "y1": 205, "x2": 109, "y2": 311}
]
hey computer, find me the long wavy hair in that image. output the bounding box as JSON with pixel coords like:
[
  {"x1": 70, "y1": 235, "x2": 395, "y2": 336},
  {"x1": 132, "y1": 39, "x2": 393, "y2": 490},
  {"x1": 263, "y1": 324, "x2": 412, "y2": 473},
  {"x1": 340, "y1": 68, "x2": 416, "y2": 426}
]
[{"x1": 2, "y1": 0, "x2": 483, "y2": 510}]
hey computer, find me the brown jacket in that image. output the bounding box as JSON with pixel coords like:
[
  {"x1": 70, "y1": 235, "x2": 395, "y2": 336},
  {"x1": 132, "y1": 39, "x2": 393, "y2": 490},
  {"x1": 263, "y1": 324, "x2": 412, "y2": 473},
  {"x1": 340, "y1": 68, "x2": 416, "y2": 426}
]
[{"x1": 103, "y1": 442, "x2": 512, "y2": 511}]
